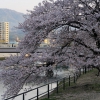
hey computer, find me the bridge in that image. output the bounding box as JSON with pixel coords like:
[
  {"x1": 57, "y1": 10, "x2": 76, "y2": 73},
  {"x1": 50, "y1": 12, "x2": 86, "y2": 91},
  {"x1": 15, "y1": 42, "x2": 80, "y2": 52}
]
[
  {"x1": 0, "y1": 47, "x2": 47, "y2": 53},
  {"x1": 0, "y1": 47, "x2": 20, "y2": 53}
]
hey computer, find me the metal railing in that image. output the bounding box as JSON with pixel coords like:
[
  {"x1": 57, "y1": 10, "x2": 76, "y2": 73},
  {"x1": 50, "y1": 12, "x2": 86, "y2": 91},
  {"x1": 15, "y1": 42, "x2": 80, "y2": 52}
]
[{"x1": 4, "y1": 66, "x2": 93, "y2": 100}]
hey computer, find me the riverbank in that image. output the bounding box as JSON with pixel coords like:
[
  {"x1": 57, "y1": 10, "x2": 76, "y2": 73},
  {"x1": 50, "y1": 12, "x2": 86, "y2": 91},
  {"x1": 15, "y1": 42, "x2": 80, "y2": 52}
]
[
  {"x1": 41, "y1": 69, "x2": 100, "y2": 100},
  {"x1": 0, "y1": 57, "x2": 5, "y2": 60}
]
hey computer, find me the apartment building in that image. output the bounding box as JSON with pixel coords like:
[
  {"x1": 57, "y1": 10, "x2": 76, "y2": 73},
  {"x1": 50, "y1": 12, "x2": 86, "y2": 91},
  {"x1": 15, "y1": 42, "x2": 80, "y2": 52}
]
[{"x1": 0, "y1": 22, "x2": 9, "y2": 43}]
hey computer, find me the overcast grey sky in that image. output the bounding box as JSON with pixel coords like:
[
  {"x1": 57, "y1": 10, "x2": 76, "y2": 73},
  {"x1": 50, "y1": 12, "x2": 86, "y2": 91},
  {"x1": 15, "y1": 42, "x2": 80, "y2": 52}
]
[{"x1": 0, "y1": 0, "x2": 43, "y2": 13}]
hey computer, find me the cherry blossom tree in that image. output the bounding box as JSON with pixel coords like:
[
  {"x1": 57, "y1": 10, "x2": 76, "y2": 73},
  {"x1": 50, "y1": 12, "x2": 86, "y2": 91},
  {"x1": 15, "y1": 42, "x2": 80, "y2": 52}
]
[{"x1": 0, "y1": 0, "x2": 100, "y2": 99}]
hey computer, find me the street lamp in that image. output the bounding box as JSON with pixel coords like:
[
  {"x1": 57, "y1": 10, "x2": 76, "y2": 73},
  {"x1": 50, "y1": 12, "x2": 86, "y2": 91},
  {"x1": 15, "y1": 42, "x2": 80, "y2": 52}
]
[{"x1": 25, "y1": 53, "x2": 31, "y2": 58}]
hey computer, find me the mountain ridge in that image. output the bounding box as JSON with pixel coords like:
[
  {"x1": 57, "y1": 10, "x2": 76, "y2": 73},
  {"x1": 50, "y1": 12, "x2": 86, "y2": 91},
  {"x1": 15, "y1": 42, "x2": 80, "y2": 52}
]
[{"x1": 0, "y1": 8, "x2": 26, "y2": 42}]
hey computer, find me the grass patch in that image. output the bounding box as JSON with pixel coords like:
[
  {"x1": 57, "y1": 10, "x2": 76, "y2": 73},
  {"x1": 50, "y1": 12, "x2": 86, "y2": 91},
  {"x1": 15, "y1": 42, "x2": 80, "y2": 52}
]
[
  {"x1": 0, "y1": 57, "x2": 5, "y2": 60},
  {"x1": 41, "y1": 68, "x2": 100, "y2": 100},
  {"x1": 41, "y1": 98, "x2": 56, "y2": 100}
]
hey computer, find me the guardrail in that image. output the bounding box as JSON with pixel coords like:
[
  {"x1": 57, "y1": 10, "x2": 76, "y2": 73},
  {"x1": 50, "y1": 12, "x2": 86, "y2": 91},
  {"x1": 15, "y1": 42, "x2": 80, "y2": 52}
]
[{"x1": 4, "y1": 66, "x2": 93, "y2": 100}]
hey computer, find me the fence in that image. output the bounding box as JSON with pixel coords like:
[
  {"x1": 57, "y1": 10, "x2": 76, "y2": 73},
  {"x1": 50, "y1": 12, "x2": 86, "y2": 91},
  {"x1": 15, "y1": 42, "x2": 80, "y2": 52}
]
[{"x1": 4, "y1": 66, "x2": 93, "y2": 100}]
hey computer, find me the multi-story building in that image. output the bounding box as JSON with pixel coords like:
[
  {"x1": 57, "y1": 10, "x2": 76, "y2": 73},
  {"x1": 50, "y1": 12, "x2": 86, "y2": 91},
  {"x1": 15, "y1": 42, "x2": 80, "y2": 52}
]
[{"x1": 0, "y1": 22, "x2": 9, "y2": 43}]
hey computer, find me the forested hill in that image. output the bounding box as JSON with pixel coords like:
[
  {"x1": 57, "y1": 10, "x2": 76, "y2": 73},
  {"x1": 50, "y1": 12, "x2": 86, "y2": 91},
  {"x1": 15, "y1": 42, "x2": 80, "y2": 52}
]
[{"x1": 0, "y1": 8, "x2": 26, "y2": 42}]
